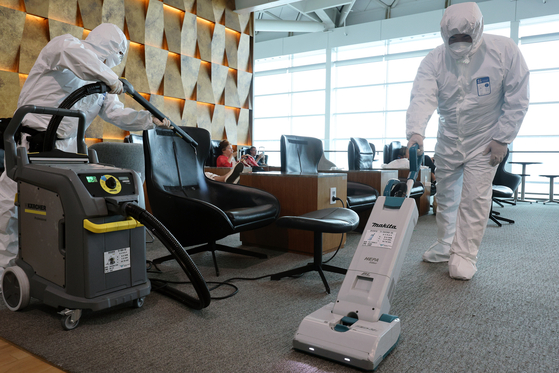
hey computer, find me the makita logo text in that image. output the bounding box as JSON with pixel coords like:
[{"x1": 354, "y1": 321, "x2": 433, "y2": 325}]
[
  {"x1": 371, "y1": 222, "x2": 396, "y2": 229},
  {"x1": 27, "y1": 203, "x2": 46, "y2": 211}
]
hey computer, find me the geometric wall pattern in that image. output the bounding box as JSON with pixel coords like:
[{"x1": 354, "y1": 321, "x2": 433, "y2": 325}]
[{"x1": 0, "y1": 0, "x2": 253, "y2": 145}]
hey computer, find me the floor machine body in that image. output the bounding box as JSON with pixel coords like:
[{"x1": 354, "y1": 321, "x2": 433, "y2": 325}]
[
  {"x1": 2, "y1": 106, "x2": 150, "y2": 329},
  {"x1": 292, "y1": 146, "x2": 422, "y2": 371}
]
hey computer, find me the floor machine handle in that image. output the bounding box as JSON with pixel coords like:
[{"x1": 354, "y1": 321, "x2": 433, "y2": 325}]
[
  {"x1": 4, "y1": 105, "x2": 87, "y2": 180},
  {"x1": 119, "y1": 79, "x2": 198, "y2": 147}
]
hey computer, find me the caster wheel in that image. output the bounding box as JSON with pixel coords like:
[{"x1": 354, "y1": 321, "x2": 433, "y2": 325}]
[
  {"x1": 1, "y1": 266, "x2": 30, "y2": 311},
  {"x1": 132, "y1": 297, "x2": 145, "y2": 308},
  {"x1": 61, "y1": 314, "x2": 80, "y2": 330}
]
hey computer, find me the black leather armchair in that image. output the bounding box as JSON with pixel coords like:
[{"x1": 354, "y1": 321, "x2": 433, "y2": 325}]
[
  {"x1": 143, "y1": 127, "x2": 280, "y2": 275},
  {"x1": 281, "y1": 135, "x2": 378, "y2": 213},
  {"x1": 348, "y1": 137, "x2": 375, "y2": 170},
  {"x1": 490, "y1": 150, "x2": 520, "y2": 226},
  {"x1": 383, "y1": 141, "x2": 402, "y2": 164},
  {"x1": 205, "y1": 139, "x2": 222, "y2": 167}
]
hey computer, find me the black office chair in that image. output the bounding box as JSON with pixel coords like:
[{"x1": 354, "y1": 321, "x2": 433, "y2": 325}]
[
  {"x1": 490, "y1": 150, "x2": 521, "y2": 227},
  {"x1": 383, "y1": 141, "x2": 402, "y2": 164},
  {"x1": 281, "y1": 135, "x2": 378, "y2": 213},
  {"x1": 143, "y1": 127, "x2": 280, "y2": 275},
  {"x1": 348, "y1": 137, "x2": 375, "y2": 170},
  {"x1": 205, "y1": 139, "x2": 222, "y2": 167}
]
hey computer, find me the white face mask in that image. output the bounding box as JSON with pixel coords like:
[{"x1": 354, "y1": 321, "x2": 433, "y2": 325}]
[{"x1": 449, "y1": 42, "x2": 472, "y2": 58}]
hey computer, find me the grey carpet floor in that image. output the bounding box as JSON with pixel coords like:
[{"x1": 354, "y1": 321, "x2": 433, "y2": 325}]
[{"x1": 0, "y1": 202, "x2": 558, "y2": 372}]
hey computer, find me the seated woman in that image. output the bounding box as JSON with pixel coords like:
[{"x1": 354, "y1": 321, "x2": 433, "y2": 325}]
[{"x1": 206, "y1": 140, "x2": 243, "y2": 183}]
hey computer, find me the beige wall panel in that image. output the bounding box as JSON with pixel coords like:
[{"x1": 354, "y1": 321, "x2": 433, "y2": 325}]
[
  {"x1": 237, "y1": 33, "x2": 251, "y2": 72},
  {"x1": 162, "y1": 96, "x2": 184, "y2": 125},
  {"x1": 111, "y1": 41, "x2": 129, "y2": 77},
  {"x1": 0, "y1": 7, "x2": 25, "y2": 72},
  {"x1": 211, "y1": 23, "x2": 225, "y2": 65},
  {"x1": 224, "y1": 29, "x2": 238, "y2": 70},
  {"x1": 163, "y1": 0, "x2": 184, "y2": 11},
  {"x1": 163, "y1": 5, "x2": 182, "y2": 54},
  {"x1": 124, "y1": 91, "x2": 148, "y2": 112},
  {"x1": 239, "y1": 12, "x2": 251, "y2": 35},
  {"x1": 223, "y1": 106, "x2": 238, "y2": 144},
  {"x1": 0, "y1": 1, "x2": 25, "y2": 11},
  {"x1": 19, "y1": 15, "x2": 49, "y2": 74},
  {"x1": 124, "y1": 42, "x2": 150, "y2": 93},
  {"x1": 224, "y1": 69, "x2": 240, "y2": 108},
  {"x1": 24, "y1": 0, "x2": 49, "y2": 18},
  {"x1": 196, "y1": 0, "x2": 214, "y2": 22},
  {"x1": 164, "y1": 53, "x2": 185, "y2": 99},
  {"x1": 19, "y1": 72, "x2": 27, "y2": 89},
  {"x1": 224, "y1": 3, "x2": 241, "y2": 33},
  {"x1": 145, "y1": 45, "x2": 168, "y2": 94},
  {"x1": 197, "y1": 61, "x2": 214, "y2": 104},
  {"x1": 102, "y1": 0, "x2": 125, "y2": 30},
  {"x1": 237, "y1": 70, "x2": 252, "y2": 109},
  {"x1": 211, "y1": 63, "x2": 228, "y2": 105},
  {"x1": 181, "y1": 12, "x2": 197, "y2": 57},
  {"x1": 85, "y1": 116, "x2": 104, "y2": 139},
  {"x1": 123, "y1": 0, "x2": 145, "y2": 44},
  {"x1": 145, "y1": 0, "x2": 164, "y2": 48},
  {"x1": 49, "y1": 0, "x2": 79, "y2": 25},
  {"x1": 196, "y1": 102, "x2": 213, "y2": 132},
  {"x1": 182, "y1": 99, "x2": 197, "y2": 127},
  {"x1": 183, "y1": 0, "x2": 195, "y2": 13},
  {"x1": 0, "y1": 71, "x2": 20, "y2": 117},
  {"x1": 149, "y1": 94, "x2": 165, "y2": 115},
  {"x1": 103, "y1": 120, "x2": 128, "y2": 140},
  {"x1": 211, "y1": 104, "x2": 226, "y2": 140},
  {"x1": 212, "y1": 0, "x2": 226, "y2": 25},
  {"x1": 236, "y1": 108, "x2": 250, "y2": 145},
  {"x1": 78, "y1": 0, "x2": 103, "y2": 30},
  {"x1": 48, "y1": 19, "x2": 83, "y2": 39},
  {"x1": 181, "y1": 55, "x2": 200, "y2": 100},
  {"x1": 197, "y1": 18, "x2": 213, "y2": 62}
]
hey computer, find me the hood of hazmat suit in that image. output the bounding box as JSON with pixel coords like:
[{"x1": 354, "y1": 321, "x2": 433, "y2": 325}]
[
  {"x1": 440, "y1": 2, "x2": 484, "y2": 64},
  {"x1": 16, "y1": 23, "x2": 152, "y2": 153}
]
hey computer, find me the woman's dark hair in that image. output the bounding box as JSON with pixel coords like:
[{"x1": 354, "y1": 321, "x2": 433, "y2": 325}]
[
  {"x1": 249, "y1": 146, "x2": 257, "y2": 153},
  {"x1": 397, "y1": 146, "x2": 408, "y2": 159},
  {"x1": 219, "y1": 139, "x2": 231, "y2": 154}
]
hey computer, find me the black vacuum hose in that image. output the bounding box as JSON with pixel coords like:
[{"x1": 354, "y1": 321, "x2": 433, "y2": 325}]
[{"x1": 123, "y1": 202, "x2": 211, "y2": 310}]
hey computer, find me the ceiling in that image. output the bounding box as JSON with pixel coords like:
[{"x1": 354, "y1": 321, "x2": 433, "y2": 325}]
[{"x1": 234, "y1": 0, "x2": 470, "y2": 42}]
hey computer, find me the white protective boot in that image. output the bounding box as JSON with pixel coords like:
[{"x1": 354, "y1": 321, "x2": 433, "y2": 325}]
[
  {"x1": 422, "y1": 241, "x2": 451, "y2": 262},
  {"x1": 448, "y1": 253, "x2": 477, "y2": 280}
]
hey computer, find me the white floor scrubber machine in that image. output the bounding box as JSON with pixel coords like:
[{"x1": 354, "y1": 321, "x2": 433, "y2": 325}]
[
  {"x1": 292, "y1": 145, "x2": 423, "y2": 371},
  {"x1": 0, "y1": 82, "x2": 210, "y2": 329}
]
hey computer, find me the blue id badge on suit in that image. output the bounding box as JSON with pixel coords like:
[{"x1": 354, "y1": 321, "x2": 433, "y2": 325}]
[{"x1": 477, "y1": 77, "x2": 491, "y2": 96}]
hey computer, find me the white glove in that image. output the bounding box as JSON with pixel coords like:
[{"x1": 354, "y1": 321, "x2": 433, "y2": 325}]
[
  {"x1": 483, "y1": 140, "x2": 507, "y2": 167},
  {"x1": 108, "y1": 80, "x2": 123, "y2": 95},
  {"x1": 153, "y1": 117, "x2": 172, "y2": 129},
  {"x1": 407, "y1": 133, "x2": 424, "y2": 155}
]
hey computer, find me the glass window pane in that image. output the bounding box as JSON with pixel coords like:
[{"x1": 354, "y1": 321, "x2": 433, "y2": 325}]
[
  {"x1": 387, "y1": 57, "x2": 424, "y2": 83},
  {"x1": 520, "y1": 41, "x2": 559, "y2": 70},
  {"x1": 292, "y1": 91, "x2": 324, "y2": 115},
  {"x1": 334, "y1": 86, "x2": 386, "y2": 113},
  {"x1": 385, "y1": 112, "x2": 406, "y2": 138},
  {"x1": 253, "y1": 118, "x2": 290, "y2": 141},
  {"x1": 527, "y1": 70, "x2": 559, "y2": 103},
  {"x1": 332, "y1": 113, "x2": 386, "y2": 139},
  {"x1": 254, "y1": 94, "x2": 290, "y2": 118},
  {"x1": 520, "y1": 16, "x2": 559, "y2": 38},
  {"x1": 292, "y1": 50, "x2": 325, "y2": 66},
  {"x1": 333, "y1": 41, "x2": 386, "y2": 62},
  {"x1": 518, "y1": 104, "x2": 559, "y2": 137},
  {"x1": 292, "y1": 69, "x2": 325, "y2": 91},
  {"x1": 254, "y1": 73, "x2": 290, "y2": 95},
  {"x1": 255, "y1": 55, "x2": 290, "y2": 72},
  {"x1": 333, "y1": 61, "x2": 386, "y2": 88},
  {"x1": 386, "y1": 83, "x2": 413, "y2": 111},
  {"x1": 291, "y1": 116, "x2": 325, "y2": 138},
  {"x1": 387, "y1": 33, "x2": 441, "y2": 54}
]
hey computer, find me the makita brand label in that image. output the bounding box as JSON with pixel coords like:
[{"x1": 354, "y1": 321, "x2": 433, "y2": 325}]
[
  {"x1": 27, "y1": 203, "x2": 46, "y2": 211},
  {"x1": 371, "y1": 222, "x2": 396, "y2": 229}
]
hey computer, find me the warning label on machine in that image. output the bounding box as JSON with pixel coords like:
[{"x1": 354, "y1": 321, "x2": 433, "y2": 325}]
[
  {"x1": 361, "y1": 229, "x2": 395, "y2": 249},
  {"x1": 104, "y1": 248, "x2": 131, "y2": 273}
]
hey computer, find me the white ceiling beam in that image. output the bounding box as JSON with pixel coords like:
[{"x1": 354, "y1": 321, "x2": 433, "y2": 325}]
[
  {"x1": 314, "y1": 8, "x2": 336, "y2": 29},
  {"x1": 235, "y1": 0, "x2": 303, "y2": 14},
  {"x1": 337, "y1": 0, "x2": 356, "y2": 27},
  {"x1": 289, "y1": 0, "x2": 352, "y2": 14},
  {"x1": 254, "y1": 19, "x2": 327, "y2": 32}
]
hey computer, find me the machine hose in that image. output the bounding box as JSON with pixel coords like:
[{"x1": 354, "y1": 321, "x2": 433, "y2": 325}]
[{"x1": 123, "y1": 202, "x2": 211, "y2": 310}]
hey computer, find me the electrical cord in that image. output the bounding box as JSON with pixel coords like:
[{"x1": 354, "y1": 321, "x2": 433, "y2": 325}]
[{"x1": 323, "y1": 196, "x2": 346, "y2": 264}]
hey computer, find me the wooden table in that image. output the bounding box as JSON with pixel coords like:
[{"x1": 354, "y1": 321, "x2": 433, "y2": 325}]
[{"x1": 239, "y1": 172, "x2": 347, "y2": 255}]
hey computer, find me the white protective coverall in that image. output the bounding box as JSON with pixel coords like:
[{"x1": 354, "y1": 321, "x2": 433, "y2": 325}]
[
  {"x1": 0, "y1": 23, "x2": 157, "y2": 273},
  {"x1": 406, "y1": 3, "x2": 529, "y2": 279}
]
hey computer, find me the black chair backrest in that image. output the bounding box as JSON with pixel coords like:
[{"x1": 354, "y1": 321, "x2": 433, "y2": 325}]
[
  {"x1": 348, "y1": 137, "x2": 375, "y2": 170},
  {"x1": 205, "y1": 139, "x2": 222, "y2": 167},
  {"x1": 124, "y1": 134, "x2": 143, "y2": 144},
  {"x1": 280, "y1": 135, "x2": 323, "y2": 173},
  {"x1": 493, "y1": 149, "x2": 521, "y2": 191},
  {"x1": 383, "y1": 141, "x2": 401, "y2": 164},
  {"x1": 144, "y1": 127, "x2": 211, "y2": 200}
]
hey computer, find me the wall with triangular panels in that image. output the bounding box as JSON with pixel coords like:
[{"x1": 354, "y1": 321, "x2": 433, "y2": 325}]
[{"x1": 0, "y1": 0, "x2": 253, "y2": 146}]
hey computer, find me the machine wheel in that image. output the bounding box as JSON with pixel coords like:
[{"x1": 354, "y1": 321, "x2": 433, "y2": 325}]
[
  {"x1": 61, "y1": 315, "x2": 80, "y2": 330},
  {"x1": 132, "y1": 297, "x2": 145, "y2": 308},
  {"x1": 1, "y1": 266, "x2": 30, "y2": 311}
]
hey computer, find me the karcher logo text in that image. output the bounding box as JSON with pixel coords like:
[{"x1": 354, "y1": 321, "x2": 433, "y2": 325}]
[
  {"x1": 371, "y1": 222, "x2": 397, "y2": 229},
  {"x1": 27, "y1": 203, "x2": 46, "y2": 211}
]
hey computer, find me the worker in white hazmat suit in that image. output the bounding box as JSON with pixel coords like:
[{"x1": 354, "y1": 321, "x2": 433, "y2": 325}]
[
  {"x1": 0, "y1": 23, "x2": 170, "y2": 276},
  {"x1": 406, "y1": 2, "x2": 529, "y2": 280}
]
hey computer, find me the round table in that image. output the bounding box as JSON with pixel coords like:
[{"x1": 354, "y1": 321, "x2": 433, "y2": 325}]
[
  {"x1": 539, "y1": 175, "x2": 559, "y2": 205},
  {"x1": 508, "y1": 161, "x2": 542, "y2": 203}
]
